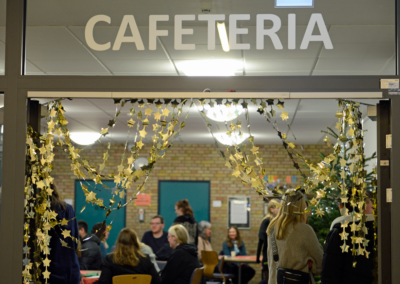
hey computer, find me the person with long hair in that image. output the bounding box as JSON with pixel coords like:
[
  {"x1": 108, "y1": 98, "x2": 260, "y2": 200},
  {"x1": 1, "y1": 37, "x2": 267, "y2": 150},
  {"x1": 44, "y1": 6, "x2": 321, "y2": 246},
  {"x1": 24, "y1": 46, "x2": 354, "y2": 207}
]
[
  {"x1": 161, "y1": 224, "x2": 201, "y2": 284},
  {"x1": 267, "y1": 189, "x2": 323, "y2": 284},
  {"x1": 197, "y1": 220, "x2": 213, "y2": 262},
  {"x1": 46, "y1": 184, "x2": 80, "y2": 283},
  {"x1": 222, "y1": 226, "x2": 255, "y2": 284},
  {"x1": 173, "y1": 199, "x2": 199, "y2": 245},
  {"x1": 257, "y1": 198, "x2": 281, "y2": 282},
  {"x1": 98, "y1": 228, "x2": 161, "y2": 284},
  {"x1": 91, "y1": 222, "x2": 110, "y2": 258}
]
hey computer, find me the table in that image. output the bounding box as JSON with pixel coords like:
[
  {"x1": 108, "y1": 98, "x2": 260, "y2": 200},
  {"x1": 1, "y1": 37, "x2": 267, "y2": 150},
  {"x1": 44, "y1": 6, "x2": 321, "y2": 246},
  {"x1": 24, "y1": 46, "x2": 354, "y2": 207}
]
[
  {"x1": 80, "y1": 270, "x2": 101, "y2": 284},
  {"x1": 223, "y1": 256, "x2": 259, "y2": 284}
]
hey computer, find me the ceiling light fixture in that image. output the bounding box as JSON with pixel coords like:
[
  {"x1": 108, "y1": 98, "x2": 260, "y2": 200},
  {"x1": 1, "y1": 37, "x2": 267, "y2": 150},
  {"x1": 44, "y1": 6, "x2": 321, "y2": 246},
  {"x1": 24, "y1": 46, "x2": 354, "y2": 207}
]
[
  {"x1": 217, "y1": 22, "x2": 230, "y2": 52},
  {"x1": 70, "y1": 132, "x2": 100, "y2": 145},
  {"x1": 203, "y1": 103, "x2": 244, "y2": 122},
  {"x1": 177, "y1": 59, "x2": 242, "y2": 76},
  {"x1": 215, "y1": 132, "x2": 249, "y2": 146}
]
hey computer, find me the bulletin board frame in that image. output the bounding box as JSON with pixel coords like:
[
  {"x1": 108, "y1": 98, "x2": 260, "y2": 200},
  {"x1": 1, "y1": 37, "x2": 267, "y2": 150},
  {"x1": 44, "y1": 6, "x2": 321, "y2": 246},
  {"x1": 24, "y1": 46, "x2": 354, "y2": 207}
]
[{"x1": 227, "y1": 196, "x2": 251, "y2": 229}]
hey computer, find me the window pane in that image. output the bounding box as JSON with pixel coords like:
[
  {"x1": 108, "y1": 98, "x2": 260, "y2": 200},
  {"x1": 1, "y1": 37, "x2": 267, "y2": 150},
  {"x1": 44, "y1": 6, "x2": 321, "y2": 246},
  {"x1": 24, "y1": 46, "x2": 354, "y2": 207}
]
[
  {"x1": 25, "y1": 0, "x2": 395, "y2": 76},
  {"x1": 0, "y1": 0, "x2": 6, "y2": 75},
  {"x1": 276, "y1": 0, "x2": 314, "y2": 8}
]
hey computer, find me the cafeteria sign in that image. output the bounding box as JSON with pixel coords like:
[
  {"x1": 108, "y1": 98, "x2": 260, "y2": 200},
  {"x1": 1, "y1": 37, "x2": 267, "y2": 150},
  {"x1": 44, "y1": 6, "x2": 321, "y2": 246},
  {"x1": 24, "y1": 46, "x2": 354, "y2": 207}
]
[{"x1": 85, "y1": 13, "x2": 333, "y2": 51}]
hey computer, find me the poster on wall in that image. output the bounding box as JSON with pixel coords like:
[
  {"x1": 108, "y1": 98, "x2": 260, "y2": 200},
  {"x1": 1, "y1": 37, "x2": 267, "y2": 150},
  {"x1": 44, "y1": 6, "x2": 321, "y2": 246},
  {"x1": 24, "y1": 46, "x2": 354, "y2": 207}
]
[{"x1": 227, "y1": 196, "x2": 251, "y2": 229}]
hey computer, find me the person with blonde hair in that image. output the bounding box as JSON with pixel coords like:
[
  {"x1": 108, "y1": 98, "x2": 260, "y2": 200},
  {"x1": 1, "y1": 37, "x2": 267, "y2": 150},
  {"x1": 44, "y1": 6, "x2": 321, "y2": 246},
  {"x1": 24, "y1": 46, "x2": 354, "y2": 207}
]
[
  {"x1": 98, "y1": 228, "x2": 161, "y2": 284},
  {"x1": 267, "y1": 189, "x2": 323, "y2": 284},
  {"x1": 257, "y1": 198, "x2": 281, "y2": 282},
  {"x1": 161, "y1": 224, "x2": 200, "y2": 284}
]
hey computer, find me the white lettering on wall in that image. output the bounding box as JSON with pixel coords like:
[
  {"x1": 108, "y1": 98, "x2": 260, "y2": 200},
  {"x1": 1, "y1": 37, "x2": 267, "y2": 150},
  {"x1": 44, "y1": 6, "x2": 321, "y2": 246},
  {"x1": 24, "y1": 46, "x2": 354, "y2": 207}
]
[
  {"x1": 256, "y1": 14, "x2": 282, "y2": 50},
  {"x1": 113, "y1": 15, "x2": 144, "y2": 51},
  {"x1": 300, "y1": 13, "x2": 333, "y2": 50},
  {"x1": 229, "y1": 14, "x2": 250, "y2": 50},
  {"x1": 149, "y1": 15, "x2": 169, "y2": 50},
  {"x1": 85, "y1": 13, "x2": 333, "y2": 51},
  {"x1": 198, "y1": 14, "x2": 225, "y2": 50},
  {"x1": 85, "y1": 15, "x2": 111, "y2": 51},
  {"x1": 175, "y1": 15, "x2": 196, "y2": 50}
]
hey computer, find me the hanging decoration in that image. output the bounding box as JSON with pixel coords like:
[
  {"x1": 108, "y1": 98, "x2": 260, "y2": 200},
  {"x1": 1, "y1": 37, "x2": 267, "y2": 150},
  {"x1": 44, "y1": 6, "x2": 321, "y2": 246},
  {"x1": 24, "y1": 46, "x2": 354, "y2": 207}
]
[{"x1": 23, "y1": 98, "x2": 191, "y2": 283}]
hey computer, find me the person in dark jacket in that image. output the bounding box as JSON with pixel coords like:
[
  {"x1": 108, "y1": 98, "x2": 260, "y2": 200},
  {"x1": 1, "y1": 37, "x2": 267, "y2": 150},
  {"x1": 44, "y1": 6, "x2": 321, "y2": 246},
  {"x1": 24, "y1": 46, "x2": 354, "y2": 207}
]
[
  {"x1": 256, "y1": 198, "x2": 280, "y2": 282},
  {"x1": 222, "y1": 226, "x2": 255, "y2": 284},
  {"x1": 98, "y1": 228, "x2": 161, "y2": 284},
  {"x1": 161, "y1": 224, "x2": 201, "y2": 284},
  {"x1": 78, "y1": 220, "x2": 103, "y2": 270},
  {"x1": 46, "y1": 184, "x2": 80, "y2": 284},
  {"x1": 91, "y1": 222, "x2": 110, "y2": 258},
  {"x1": 321, "y1": 190, "x2": 375, "y2": 284},
  {"x1": 173, "y1": 199, "x2": 199, "y2": 245}
]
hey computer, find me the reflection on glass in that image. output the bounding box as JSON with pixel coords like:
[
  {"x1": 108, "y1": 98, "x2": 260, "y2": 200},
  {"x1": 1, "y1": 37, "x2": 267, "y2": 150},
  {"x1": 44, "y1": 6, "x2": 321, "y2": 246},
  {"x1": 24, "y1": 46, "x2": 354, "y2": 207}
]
[
  {"x1": 25, "y1": 0, "x2": 395, "y2": 76},
  {"x1": 275, "y1": 0, "x2": 314, "y2": 8}
]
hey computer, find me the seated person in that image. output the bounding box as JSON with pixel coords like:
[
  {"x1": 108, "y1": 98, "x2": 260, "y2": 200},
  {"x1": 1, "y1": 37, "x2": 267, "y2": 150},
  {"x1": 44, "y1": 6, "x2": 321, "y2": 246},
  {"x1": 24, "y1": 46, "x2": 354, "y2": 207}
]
[
  {"x1": 98, "y1": 228, "x2": 161, "y2": 284},
  {"x1": 222, "y1": 226, "x2": 255, "y2": 284},
  {"x1": 78, "y1": 220, "x2": 103, "y2": 270},
  {"x1": 161, "y1": 225, "x2": 201, "y2": 284},
  {"x1": 197, "y1": 221, "x2": 213, "y2": 263},
  {"x1": 91, "y1": 222, "x2": 110, "y2": 258},
  {"x1": 141, "y1": 215, "x2": 169, "y2": 258}
]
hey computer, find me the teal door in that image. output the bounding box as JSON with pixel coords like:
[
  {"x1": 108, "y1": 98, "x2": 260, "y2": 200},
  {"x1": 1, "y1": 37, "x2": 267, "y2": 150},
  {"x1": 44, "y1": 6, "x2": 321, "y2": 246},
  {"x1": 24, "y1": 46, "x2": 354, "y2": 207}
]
[
  {"x1": 75, "y1": 180, "x2": 126, "y2": 249},
  {"x1": 159, "y1": 181, "x2": 210, "y2": 230}
]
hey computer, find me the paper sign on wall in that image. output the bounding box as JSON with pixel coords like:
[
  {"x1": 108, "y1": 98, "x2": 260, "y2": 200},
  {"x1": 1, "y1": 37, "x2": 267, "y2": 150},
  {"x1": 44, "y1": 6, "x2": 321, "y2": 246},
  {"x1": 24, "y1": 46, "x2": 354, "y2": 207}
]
[
  {"x1": 230, "y1": 200, "x2": 248, "y2": 224},
  {"x1": 292, "y1": 176, "x2": 297, "y2": 183},
  {"x1": 273, "y1": 175, "x2": 278, "y2": 183},
  {"x1": 135, "y1": 193, "x2": 151, "y2": 206},
  {"x1": 286, "y1": 176, "x2": 292, "y2": 183}
]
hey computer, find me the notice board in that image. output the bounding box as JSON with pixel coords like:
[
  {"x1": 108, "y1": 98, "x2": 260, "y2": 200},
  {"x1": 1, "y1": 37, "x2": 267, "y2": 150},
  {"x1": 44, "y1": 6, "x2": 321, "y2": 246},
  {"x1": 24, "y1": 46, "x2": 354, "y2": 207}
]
[{"x1": 228, "y1": 196, "x2": 251, "y2": 229}]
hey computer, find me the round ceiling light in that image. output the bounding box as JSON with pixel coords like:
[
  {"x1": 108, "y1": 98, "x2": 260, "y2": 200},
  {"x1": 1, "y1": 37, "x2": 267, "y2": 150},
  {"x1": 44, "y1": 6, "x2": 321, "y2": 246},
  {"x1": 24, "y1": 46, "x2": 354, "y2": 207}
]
[
  {"x1": 203, "y1": 104, "x2": 244, "y2": 122},
  {"x1": 70, "y1": 132, "x2": 100, "y2": 145},
  {"x1": 215, "y1": 132, "x2": 249, "y2": 146}
]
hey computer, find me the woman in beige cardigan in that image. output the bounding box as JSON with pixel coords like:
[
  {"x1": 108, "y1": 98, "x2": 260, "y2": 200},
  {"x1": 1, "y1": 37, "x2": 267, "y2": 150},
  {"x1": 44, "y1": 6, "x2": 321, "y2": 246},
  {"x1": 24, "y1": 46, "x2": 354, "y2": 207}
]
[
  {"x1": 267, "y1": 189, "x2": 323, "y2": 284},
  {"x1": 197, "y1": 221, "x2": 213, "y2": 262}
]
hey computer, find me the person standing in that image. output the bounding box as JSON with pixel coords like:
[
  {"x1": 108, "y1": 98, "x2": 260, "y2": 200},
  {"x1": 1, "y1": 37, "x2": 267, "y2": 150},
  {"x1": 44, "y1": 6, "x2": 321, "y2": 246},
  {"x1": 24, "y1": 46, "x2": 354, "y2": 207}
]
[
  {"x1": 46, "y1": 184, "x2": 80, "y2": 284},
  {"x1": 222, "y1": 226, "x2": 255, "y2": 284},
  {"x1": 197, "y1": 221, "x2": 213, "y2": 263},
  {"x1": 161, "y1": 224, "x2": 201, "y2": 284},
  {"x1": 141, "y1": 215, "x2": 169, "y2": 257},
  {"x1": 78, "y1": 220, "x2": 103, "y2": 270},
  {"x1": 173, "y1": 199, "x2": 198, "y2": 245},
  {"x1": 257, "y1": 199, "x2": 281, "y2": 282},
  {"x1": 267, "y1": 189, "x2": 323, "y2": 284},
  {"x1": 321, "y1": 191, "x2": 375, "y2": 284}
]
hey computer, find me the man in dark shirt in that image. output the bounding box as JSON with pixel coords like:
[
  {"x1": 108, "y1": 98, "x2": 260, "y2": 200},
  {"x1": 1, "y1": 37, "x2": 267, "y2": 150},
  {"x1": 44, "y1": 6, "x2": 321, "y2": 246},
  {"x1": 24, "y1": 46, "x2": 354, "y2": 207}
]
[
  {"x1": 141, "y1": 215, "x2": 169, "y2": 258},
  {"x1": 78, "y1": 220, "x2": 103, "y2": 270}
]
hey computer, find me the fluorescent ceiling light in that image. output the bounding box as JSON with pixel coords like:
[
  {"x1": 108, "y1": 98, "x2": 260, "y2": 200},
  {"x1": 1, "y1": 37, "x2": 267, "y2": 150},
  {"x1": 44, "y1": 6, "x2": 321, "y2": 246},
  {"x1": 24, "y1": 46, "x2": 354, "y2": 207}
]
[
  {"x1": 215, "y1": 132, "x2": 249, "y2": 146},
  {"x1": 177, "y1": 59, "x2": 242, "y2": 76},
  {"x1": 203, "y1": 104, "x2": 244, "y2": 122},
  {"x1": 70, "y1": 132, "x2": 100, "y2": 145},
  {"x1": 275, "y1": 0, "x2": 313, "y2": 7},
  {"x1": 217, "y1": 22, "x2": 230, "y2": 52}
]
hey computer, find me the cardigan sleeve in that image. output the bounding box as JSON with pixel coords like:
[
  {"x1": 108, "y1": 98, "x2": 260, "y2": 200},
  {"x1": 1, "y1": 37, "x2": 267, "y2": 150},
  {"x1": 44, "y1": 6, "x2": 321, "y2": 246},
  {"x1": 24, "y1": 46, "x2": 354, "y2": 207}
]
[
  {"x1": 222, "y1": 242, "x2": 231, "y2": 256},
  {"x1": 239, "y1": 242, "x2": 247, "y2": 256},
  {"x1": 303, "y1": 224, "x2": 323, "y2": 275}
]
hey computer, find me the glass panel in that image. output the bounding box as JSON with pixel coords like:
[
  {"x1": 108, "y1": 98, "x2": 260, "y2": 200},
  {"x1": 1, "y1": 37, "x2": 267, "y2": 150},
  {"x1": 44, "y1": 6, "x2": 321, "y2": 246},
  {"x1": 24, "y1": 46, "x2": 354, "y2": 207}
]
[
  {"x1": 26, "y1": 0, "x2": 395, "y2": 76},
  {"x1": 275, "y1": 0, "x2": 314, "y2": 8}
]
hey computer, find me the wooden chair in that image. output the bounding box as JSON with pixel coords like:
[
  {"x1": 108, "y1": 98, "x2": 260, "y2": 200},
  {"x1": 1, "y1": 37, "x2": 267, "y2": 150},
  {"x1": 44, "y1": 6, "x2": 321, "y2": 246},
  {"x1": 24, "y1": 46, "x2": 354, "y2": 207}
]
[
  {"x1": 189, "y1": 267, "x2": 204, "y2": 284},
  {"x1": 201, "y1": 251, "x2": 234, "y2": 284},
  {"x1": 112, "y1": 274, "x2": 152, "y2": 284}
]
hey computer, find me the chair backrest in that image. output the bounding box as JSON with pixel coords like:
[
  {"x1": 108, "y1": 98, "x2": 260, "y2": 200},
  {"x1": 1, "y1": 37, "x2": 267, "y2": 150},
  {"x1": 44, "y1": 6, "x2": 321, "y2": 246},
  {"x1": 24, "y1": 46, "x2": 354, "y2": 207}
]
[
  {"x1": 190, "y1": 267, "x2": 204, "y2": 284},
  {"x1": 201, "y1": 250, "x2": 219, "y2": 278},
  {"x1": 112, "y1": 274, "x2": 152, "y2": 284}
]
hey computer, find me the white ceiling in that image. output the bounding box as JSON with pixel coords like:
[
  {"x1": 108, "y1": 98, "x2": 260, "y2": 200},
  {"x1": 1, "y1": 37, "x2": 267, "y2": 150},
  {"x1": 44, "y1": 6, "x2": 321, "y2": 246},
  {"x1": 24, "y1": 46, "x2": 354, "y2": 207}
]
[
  {"x1": 0, "y1": 0, "x2": 395, "y2": 75},
  {"x1": 35, "y1": 98, "x2": 380, "y2": 145}
]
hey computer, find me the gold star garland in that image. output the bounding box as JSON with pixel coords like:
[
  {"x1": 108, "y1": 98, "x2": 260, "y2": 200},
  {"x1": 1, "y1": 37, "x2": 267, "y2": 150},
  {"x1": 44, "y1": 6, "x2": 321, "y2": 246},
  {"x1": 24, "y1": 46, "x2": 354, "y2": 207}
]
[{"x1": 23, "y1": 98, "x2": 191, "y2": 282}]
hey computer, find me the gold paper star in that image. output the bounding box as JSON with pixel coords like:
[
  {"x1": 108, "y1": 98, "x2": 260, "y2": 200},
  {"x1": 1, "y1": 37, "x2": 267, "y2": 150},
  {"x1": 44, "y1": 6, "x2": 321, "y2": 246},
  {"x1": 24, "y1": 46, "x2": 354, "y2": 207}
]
[
  {"x1": 61, "y1": 230, "x2": 71, "y2": 239},
  {"x1": 42, "y1": 269, "x2": 50, "y2": 280},
  {"x1": 341, "y1": 243, "x2": 349, "y2": 253},
  {"x1": 119, "y1": 190, "x2": 126, "y2": 199},
  {"x1": 127, "y1": 118, "x2": 135, "y2": 128},
  {"x1": 225, "y1": 161, "x2": 232, "y2": 168},
  {"x1": 316, "y1": 208, "x2": 325, "y2": 217},
  {"x1": 280, "y1": 111, "x2": 289, "y2": 121},
  {"x1": 250, "y1": 146, "x2": 259, "y2": 154},
  {"x1": 348, "y1": 128, "x2": 355, "y2": 136},
  {"x1": 232, "y1": 169, "x2": 241, "y2": 177},
  {"x1": 86, "y1": 191, "x2": 96, "y2": 202},
  {"x1": 162, "y1": 108, "x2": 171, "y2": 117},
  {"x1": 118, "y1": 164, "x2": 124, "y2": 173},
  {"x1": 339, "y1": 230, "x2": 349, "y2": 240},
  {"x1": 153, "y1": 123, "x2": 160, "y2": 131},
  {"x1": 145, "y1": 107, "x2": 153, "y2": 116},
  {"x1": 136, "y1": 140, "x2": 144, "y2": 149},
  {"x1": 288, "y1": 142, "x2": 295, "y2": 149},
  {"x1": 43, "y1": 257, "x2": 51, "y2": 267},
  {"x1": 50, "y1": 109, "x2": 57, "y2": 118},
  {"x1": 60, "y1": 218, "x2": 69, "y2": 226},
  {"x1": 139, "y1": 128, "x2": 147, "y2": 138},
  {"x1": 61, "y1": 240, "x2": 69, "y2": 248},
  {"x1": 335, "y1": 122, "x2": 341, "y2": 131},
  {"x1": 340, "y1": 159, "x2": 347, "y2": 167},
  {"x1": 154, "y1": 112, "x2": 162, "y2": 121}
]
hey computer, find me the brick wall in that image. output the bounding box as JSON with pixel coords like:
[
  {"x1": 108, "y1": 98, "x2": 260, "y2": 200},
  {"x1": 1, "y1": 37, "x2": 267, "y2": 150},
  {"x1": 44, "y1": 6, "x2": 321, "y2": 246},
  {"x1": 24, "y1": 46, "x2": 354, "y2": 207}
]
[{"x1": 53, "y1": 143, "x2": 330, "y2": 283}]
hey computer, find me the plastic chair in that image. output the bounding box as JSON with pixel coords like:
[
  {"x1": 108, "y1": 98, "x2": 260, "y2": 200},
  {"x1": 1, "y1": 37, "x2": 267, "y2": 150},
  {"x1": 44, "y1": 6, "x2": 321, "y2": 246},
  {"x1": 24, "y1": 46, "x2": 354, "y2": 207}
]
[
  {"x1": 112, "y1": 274, "x2": 152, "y2": 284},
  {"x1": 190, "y1": 267, "x2": 204, "y2": 284},
  {"x1": 201, "y1": 251, "x2": 234, "y2": 284}
]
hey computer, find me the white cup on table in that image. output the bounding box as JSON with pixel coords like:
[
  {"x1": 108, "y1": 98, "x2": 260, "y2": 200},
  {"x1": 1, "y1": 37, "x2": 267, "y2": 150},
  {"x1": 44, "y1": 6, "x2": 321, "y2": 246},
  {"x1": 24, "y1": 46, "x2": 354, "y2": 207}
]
[{"x1": 231, "y1": 251, "x2": 236, "y2": 257}]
